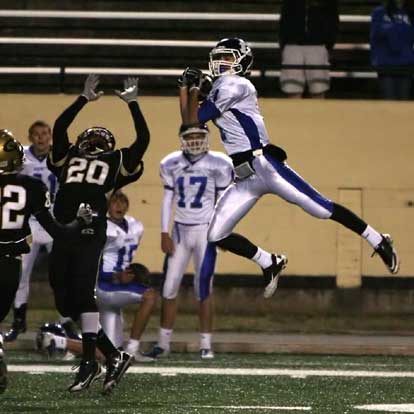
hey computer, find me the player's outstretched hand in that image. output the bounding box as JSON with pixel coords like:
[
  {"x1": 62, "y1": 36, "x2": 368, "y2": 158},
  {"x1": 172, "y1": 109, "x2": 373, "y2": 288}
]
[
  {"x1": 76, "y1": 203, "x2": 93, "y2": 225},
  {"x1": 161, "y1": 232, "x2": 175, "y2": 255},
  {"x1": 82, "y1": 74, "x2": 104, "y2": 102},
  {"x1": 178, "y1": 67, "x2": 203, "y2": 88},
  {"x1": 115, "y1": 77, "x2": 139, "y2": 103}
]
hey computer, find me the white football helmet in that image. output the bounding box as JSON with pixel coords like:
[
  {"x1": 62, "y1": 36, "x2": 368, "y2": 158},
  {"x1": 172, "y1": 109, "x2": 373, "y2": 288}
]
[{"x1": 179, "y1": 124, "x2": 209, "y2": 156}]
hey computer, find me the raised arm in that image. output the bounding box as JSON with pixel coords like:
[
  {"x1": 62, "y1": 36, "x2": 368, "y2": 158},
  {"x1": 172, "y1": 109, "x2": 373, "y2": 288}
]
[
  {"x1": 51, "y1": 74, "x2": 103, "y2": 166},
  {"x1": 116, "y1": 77, "x2": 150, "y2": 174}
]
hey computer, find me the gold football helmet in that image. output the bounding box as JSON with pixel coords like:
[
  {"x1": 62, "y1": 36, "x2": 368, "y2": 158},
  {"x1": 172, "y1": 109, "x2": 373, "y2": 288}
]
[{"x1": 0, "y1": 129, "x2": 24, "y2": 174}]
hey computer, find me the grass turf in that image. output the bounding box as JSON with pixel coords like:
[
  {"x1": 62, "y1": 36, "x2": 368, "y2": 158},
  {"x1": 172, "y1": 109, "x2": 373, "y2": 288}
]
[{"x1": 2, "y1": 352, "x2": 414, "y2": 414}]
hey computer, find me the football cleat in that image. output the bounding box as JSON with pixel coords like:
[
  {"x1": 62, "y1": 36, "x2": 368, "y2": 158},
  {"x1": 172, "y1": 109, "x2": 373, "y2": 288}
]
[
  {"x1": 263, "y1": 254, "x2": 288, "y2": 299},
  {"x1": 4, "y1": 319, "x2": 26, "y2": 342},
  {"x1": 102, "y1": 351, "x2": 133, "y2": 395},
  {"x1": 0, "y1": 336, "x2": 7, "y2": 393},
  {"x1": 68, "y1": 359, "x2": 102, "y2": 393},
  {"x1": 143, "y1": 345, "x2": 170, "y2": 359},
  {"x1": 132, "y1": 352, "x2": 155, "y2": 363},
  {"x1": 372, "y1": 234, "x2": 400, "y2": 274},
  {"x1": 200, "y1": 349, "x2": 215, "y2": 360}
]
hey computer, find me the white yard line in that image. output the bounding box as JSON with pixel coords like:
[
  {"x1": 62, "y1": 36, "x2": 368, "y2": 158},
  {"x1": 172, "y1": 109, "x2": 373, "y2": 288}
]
[
  {"x1": 189, "y1": 406, "x2": 311, "y2": 411},
  {"x1": 9, "y1": 364, "x2": 414, "y2": 378},
  {"x1": 355, "y1": 404, "x2": 414, "y2": 412}
]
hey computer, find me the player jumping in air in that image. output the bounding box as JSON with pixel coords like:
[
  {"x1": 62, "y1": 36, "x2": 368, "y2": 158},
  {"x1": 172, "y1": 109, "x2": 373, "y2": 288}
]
[
  {"x1": 47, "y1": 74, "x2": 149, "y2": 393},
  {"x1": 180, "y1": 38, "x2": 399, "y2": 298}
]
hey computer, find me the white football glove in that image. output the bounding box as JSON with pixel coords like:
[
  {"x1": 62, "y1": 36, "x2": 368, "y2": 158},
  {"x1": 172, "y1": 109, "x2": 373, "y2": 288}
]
[
  {"x1": 76, "y1": 203, "x2": 93, "y2": 225},
  {"x1": 81, "y1": 74, "x2": 104, "y2": 102},
  {"x1": 114, "y1": 77, "x2": 139, "y2": 103}
]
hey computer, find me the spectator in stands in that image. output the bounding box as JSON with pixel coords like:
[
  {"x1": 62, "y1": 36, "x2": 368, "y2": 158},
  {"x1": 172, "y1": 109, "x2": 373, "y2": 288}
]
[
  {"x1": 370, "y1": 0, "x2": 414, "y2": 100},
  {"x1": 279, "y1": 0, "x2": 339, "y2": 98}
]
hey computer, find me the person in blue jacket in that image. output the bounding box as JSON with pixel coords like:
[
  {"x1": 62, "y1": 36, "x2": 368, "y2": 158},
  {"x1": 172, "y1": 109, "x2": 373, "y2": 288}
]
[{"x1": 370, "y1": 0, "x2": 414, "y2": 100}]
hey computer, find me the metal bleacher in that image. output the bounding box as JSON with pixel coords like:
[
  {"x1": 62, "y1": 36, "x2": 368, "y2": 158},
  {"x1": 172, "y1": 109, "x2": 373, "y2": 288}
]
[{"x1": 0, "y1": 0, "x2": 380, "y2": 98}]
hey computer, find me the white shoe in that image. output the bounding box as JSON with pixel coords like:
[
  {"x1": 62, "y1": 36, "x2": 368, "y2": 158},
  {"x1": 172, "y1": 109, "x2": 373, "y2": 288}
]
[
  {"x1": 263, "y1": 254, "x2": 288, "y2": 299},
  {"x1": 62, "y1": 351, "x2": 76, "y2": 361},
  {"x1": 133, "y1": 352, "x2": 155, "y2": 362},
  {"x1": 200, "y1": 349, "x2": 215, "y2": 360}
]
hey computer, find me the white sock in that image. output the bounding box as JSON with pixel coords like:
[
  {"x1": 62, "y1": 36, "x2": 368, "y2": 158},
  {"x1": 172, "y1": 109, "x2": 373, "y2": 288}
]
[
  {"x1": 158, "y1": 328, "x2": 173, "y2": 351},
  {"x1": 125, "y1": 339, "x2": 140, "y2": 354},
  {"x1": 53, "y1": 334, "x2": 68, "y2": 351},
  {"x1": 362, "y1": 225, "x2": 383, "y2": 248},
  {"x1": 252, "y1": 247, "x2": 272, "y2": 268},
  {"x1": 80, "y1": 312, "x2": 99, "y2": 334},
  {"x1": 200, "y1": 333, "x2": 212, "y2": 350}
]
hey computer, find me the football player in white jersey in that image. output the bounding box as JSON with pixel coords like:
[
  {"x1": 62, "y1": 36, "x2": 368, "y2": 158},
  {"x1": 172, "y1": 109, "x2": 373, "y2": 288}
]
[
  {"x1": 146, "y1": 124, "x2": 233, "y2": 360},
  {"x1": 4, "y1": 121, "x2": 59, "y2": 341},
  {"x1": 37, "y1": 191, "x2": 157, "y2": 362},
  {"x1": 96, "y1": 191, "x2": 157, "y2": 361},
  {"x1": 180, "y1": 37, "x2": 399, "y2": 297}
]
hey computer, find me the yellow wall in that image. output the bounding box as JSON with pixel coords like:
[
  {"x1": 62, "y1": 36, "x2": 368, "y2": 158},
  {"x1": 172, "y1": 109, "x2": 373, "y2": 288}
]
[{"x1": 1, "y1": 95, "x2": 413, "y2": 282}]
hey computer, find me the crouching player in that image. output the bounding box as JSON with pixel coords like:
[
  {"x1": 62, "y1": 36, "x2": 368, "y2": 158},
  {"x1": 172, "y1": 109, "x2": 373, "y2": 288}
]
[{"x1": 37, "y1": 191, "x2": 157, "y2": 361}]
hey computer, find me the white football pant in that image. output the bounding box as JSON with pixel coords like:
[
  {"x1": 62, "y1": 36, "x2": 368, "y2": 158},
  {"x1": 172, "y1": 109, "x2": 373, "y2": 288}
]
[
  {"x1": 96, "y1": 287, "x2": 145, "y2": 348},
  {"x1": 208, "y1": 154, "x2": 334, "y2": 242},
  {"x1": 163, "y1": 223, "x2": 216, "y2": 301}
]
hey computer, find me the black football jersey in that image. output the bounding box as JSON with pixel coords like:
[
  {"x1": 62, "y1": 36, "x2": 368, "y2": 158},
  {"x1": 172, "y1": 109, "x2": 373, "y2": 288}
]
[
  {"x1": 0, "y1": 174, "x2": 51, "y2": 255},
  {"x1": 48, "y1": 145, "x2": 140, "y2": 225}
]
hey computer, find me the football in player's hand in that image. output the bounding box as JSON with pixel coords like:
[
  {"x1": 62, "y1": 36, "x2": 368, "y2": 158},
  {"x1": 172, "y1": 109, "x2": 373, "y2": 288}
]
[{"x1": 178, "y1": 67, "x2": 203, "y2": 88}]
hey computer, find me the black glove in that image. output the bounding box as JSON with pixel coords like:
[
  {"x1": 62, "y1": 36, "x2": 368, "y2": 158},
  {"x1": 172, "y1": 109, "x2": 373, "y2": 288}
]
[
  {"x1": 199, "y1": 73, "x2": 213, "y2": 101},
  {"x1": 178, "y1": 67, "x2": 203, "y2": 88}
]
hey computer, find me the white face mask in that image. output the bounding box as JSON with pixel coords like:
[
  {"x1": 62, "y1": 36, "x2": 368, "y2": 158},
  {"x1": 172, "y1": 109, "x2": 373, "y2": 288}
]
[{"x1": 180, "y1": 132, "x2": 209, "y2": 156}]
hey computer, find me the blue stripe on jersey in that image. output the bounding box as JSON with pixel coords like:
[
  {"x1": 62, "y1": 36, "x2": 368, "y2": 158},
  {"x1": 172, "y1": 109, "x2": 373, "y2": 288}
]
[
  {"x1": 199, "y1": 242, "x2": 217, "y2": 301},
  {"x1": 198, "y1": 99, "x2": 221, "y2": 123},
  {"x1": 264, "y1": 154, "x2": 334, "y2": 213},
  {"x1": 97, "y1": 280, "x2": 148, "y2": 295},
  {"x1": 229, "y1": 109, "x2": 262, "y2": 150},
  {"x1": 99, "y1": 269, "x2": 113, "y2": 282}
]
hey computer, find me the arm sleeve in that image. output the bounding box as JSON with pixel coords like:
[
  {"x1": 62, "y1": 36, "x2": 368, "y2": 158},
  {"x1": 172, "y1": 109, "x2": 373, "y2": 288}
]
[
  {"x1": 159, "y1": 161, "x2": 174, "y2": 189},
  {"x1": 215, "y1": 159, "x2": 234, "y2": 197},
  {"x1": 51, "y1": 95, "x2": 88, "y2": 167},
  {"x1": 370, "y1": 7, "x2": 402, "y2": 52},
  {"x1": 161, "y1": 188, "x2": 174, "y2": 233},
  {"x1": 198, "y1": 82, "x2": 245, "y2": 123},
  {"x1": 120, "y1": 101, "x2": 150, "y2": 176},
  {"x1": 30, "y1": 180, "x2": 80, "y2": 238}
]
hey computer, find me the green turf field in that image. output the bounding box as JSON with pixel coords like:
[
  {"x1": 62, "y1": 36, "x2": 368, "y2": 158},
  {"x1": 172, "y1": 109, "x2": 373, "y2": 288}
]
[{"x1": 2, "y1": 352, "x2": 414, "y2": 414}]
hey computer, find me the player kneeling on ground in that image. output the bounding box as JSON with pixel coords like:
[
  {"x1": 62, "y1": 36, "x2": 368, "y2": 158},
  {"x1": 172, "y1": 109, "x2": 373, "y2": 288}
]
[
  {"x1": 37, "y1": 264, "x2": 156, "y2": 363},
  {"x1": 0, "y1": 130, "x2": 92, "y2": 393}
]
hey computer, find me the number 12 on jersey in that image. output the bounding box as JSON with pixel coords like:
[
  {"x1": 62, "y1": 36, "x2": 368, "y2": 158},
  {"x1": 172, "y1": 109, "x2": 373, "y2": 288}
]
[{"x1": 176, "y1": 176, "x2": 207, "y2": 209}]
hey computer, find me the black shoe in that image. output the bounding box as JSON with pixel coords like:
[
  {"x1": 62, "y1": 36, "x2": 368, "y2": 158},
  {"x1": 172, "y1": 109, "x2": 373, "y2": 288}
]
[
  {"x1": 67, "y1": 359, "x2": 102, "y2": 393},
  {"x1": 262, "y1": 254, "x2": 288, "y2": 299},
  {"x1": 372, "y1": 234, "x2": 400, "y2": 274},
  {"x1": 0, "y1": 338, "x2": 7, "y2": 394},
  {"x1": 4, "y1": 319, "x2": 26, "y2": 342},
  {"x1": 103, "y1": 351, "x2": 133, "y2": 395},
  {"x1": 143, "y1": 345, "x2": 169, "y2": 359}
]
